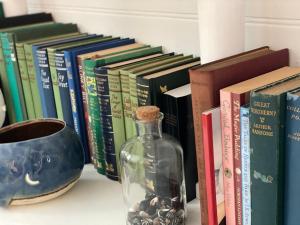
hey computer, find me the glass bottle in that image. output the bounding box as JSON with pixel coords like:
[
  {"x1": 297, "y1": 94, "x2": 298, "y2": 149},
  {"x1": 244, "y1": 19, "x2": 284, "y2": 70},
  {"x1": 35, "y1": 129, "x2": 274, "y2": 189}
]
[{"x1": 120, "y1": 106, "x2": 186, "y2": 225}]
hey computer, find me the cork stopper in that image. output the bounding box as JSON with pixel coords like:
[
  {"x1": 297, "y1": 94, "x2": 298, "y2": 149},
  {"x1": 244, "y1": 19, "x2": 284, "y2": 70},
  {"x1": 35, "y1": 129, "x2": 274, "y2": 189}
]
[{"x1": 136, "y1": 106, "x2": 160, "y2": 121}]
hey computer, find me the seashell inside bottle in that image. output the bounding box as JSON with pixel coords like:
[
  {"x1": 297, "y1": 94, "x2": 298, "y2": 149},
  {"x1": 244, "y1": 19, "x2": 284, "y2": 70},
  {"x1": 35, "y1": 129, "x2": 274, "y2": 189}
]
[{"x1": 120, "y1": 106, "x2": 187, "y2": 225}]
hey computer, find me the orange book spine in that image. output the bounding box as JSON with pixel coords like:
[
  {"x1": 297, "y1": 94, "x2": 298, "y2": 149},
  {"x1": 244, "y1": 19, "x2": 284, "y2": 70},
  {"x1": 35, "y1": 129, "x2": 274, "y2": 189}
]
[{"x1": 220, "y1": 90, "x2": 236, "y2": 225}]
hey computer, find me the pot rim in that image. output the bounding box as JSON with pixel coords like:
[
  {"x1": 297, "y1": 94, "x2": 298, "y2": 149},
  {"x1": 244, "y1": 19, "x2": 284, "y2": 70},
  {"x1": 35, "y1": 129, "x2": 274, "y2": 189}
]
[{"x1": 0, "y1": 118, "x2": 67, "y2": 144}]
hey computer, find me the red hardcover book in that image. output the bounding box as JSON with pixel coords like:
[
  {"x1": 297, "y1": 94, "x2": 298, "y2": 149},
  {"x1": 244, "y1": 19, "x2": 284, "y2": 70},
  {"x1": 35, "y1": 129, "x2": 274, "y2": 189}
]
[
  {"x1": 202, "y1": 107, "x2": 225, "y2": 225},
  {"x1": 189, "y1": 47, "x2": 289, "y2": 225}
]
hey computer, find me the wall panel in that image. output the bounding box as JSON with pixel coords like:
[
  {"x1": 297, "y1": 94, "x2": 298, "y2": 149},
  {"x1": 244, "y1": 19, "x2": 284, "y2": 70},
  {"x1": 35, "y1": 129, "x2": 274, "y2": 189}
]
[{"x1": 27, "y1": 0, "x2": 200, "y2": 56}]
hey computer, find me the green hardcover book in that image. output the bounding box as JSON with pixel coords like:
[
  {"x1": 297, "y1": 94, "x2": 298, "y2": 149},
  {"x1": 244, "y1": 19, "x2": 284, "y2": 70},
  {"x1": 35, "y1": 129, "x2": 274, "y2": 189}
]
[
  {"x1": 249, "y1": 69, "x2": 300, "y2": 225},
  {"x1": 47, "y1": 35, "x2": 110, "y2": 120},
  {"x1": 125, "y1": 55, "x2": 197, "y2": 137},
  {"x1": 0, "y1": 22, "x2": 78, "y2": 121},
  {"x1": 77, "y1": 43, "x2": 146, "y2": 167},
  {"x1": 15, "y1": 44, "x2": 35, "y2": 119},
  {"x1": 83, "y1": 44, "x2": 159, "y2": 174},
  {"x1": 119, "y1": 54, "x2": 175, "y2": 139},
  {"x1": 16, "y1": 32, "x2": 80, "y2": 119}
]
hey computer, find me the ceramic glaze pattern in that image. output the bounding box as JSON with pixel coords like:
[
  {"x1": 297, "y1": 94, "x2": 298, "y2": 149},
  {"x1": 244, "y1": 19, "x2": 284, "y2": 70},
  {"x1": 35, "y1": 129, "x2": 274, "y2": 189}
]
[{"x1": 0, "y1": 119, "x2": 84, "y2": 206}]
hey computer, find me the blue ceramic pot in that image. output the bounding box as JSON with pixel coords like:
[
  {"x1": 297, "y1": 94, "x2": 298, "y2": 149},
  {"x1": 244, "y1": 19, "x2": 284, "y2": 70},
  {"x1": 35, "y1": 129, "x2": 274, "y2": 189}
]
[{"x1": 0, "y1": 119, "x2": 84, "y2": 207}]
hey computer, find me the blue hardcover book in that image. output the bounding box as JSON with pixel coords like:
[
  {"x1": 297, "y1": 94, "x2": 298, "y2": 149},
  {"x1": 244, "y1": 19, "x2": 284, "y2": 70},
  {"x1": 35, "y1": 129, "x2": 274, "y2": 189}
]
[
  {"x1": 284, "y1": 89, "x2": 300, "y2": 225},
  {"x1": 32, "y1": 34, "x2": 98, "y2": 118},
  {"x1": 63, "y1": 38, "x2": 135, "y2": 160},
  {"x1": 240, "y1": 104, "x2": 251, "y2": 225}
]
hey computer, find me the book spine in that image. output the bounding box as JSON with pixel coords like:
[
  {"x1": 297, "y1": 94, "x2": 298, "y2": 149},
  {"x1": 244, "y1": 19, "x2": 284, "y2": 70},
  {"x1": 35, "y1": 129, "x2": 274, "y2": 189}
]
[
  {"x1": 48, "y1": 50, "x2": 63, "y2": 120},
  {"x1": 189, "y1": 72, "x2": 211, "y2": 225},
  {"x1": 64, "y1": 52, "x2": 80, "y2": 134},
  {"x1": 24, "y1": 45, "x2": 43, "y2": 118},
  {"x1": 202, "y1": 112, "x2": 218, "y2": 225},
  {"x1": 240, "y1": 105, "x2": 251, "y2": 225},
  {"x1": 36, "y1": 49, "x2": 57, "y2": 118},
  {"x1": 84, "y1": 60, "x2": 106, "y2": 174},
  {"x1": 121, "y1": 71, "x2": 135, "y2": 140},
  {"x1": 220, "y1": 90, "x2": 236, "y2": 225},
  {"x1": 1, "y1": 33, "x2": 26, "y2": 121},
  {"x1": 163, "y1": 94, "x2": 179, "y2": 139},
  {"x1": 232, "y1": 93, "x2": 243, "y2": 225},
  {"x1": 163, "y1": 93, "x2": 197, "y2": 202},
  {"x1": 0, "y1": 41, "x2": 15, "y2": 123},
  {"x1": 108, "y1": 71, "x2": 126, "y2": 180},
  {"x1": 16, "y1": 45, "x2": 35, "y2": 119},
  {"x1": 129, "y1": 73, "x2": 138, "y2": 136},
  {"x1": 136, "y1": 76, "x2": 151, "y2": 106},
  {"x1": 55, "y1": 52, "x2": 74, "y2": 128},
  {"x1": 65, "y1": 52, "x2": 90, "y2": 163},
  {"x1": 65, "y1": 52, "x2": 91, "y2": 163},
  {"x1": 284, "y1": 93, "x2": 300, "y2": 225},
  {"x1": 79, "y1": 58, "x2": 95, "y2": 165},
  {"x1": 95, "y1": 70, "x2": 118, "y2": 180},
  {"x1": 33, "y1": 47, "x2": 47, "y2": 118},
  {"x1": 250, "y1": 92, "x2": 285, "y2": 225}
]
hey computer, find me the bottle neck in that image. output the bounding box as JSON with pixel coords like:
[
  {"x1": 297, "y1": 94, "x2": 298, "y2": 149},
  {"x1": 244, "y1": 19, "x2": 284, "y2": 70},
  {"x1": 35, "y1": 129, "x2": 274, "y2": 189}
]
[{"x1": 135, "y1": 118, "x2": 163, "y2": 137}]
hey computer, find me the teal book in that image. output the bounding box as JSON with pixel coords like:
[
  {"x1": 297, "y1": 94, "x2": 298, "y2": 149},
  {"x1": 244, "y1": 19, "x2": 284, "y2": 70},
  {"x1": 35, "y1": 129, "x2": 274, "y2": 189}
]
[{"x1": 250, "y1": 71, "x2": 300, "y2": 225}]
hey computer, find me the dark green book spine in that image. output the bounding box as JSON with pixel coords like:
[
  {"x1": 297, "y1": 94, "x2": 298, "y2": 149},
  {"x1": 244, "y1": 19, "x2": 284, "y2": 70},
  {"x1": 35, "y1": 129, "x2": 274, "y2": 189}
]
[
  {"x1": 1, "y1": 32, "x2": 27, "y2": 121},
  {"x1": 84, "y1": 60, "x2": 106, "y2": 174},
  {"x1": 0, "y1": 39, "x2": 16, "y2": 123},
  {"x1": 95, "y1": 68, "x2": 118, "y2": 180},
  {"x1": 249, "y1": 92, "x2": 285, "y2": 225}
]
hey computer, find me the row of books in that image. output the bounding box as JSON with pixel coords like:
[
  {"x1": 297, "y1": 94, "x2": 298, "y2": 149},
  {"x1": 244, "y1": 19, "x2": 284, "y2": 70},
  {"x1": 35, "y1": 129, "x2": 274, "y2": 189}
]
[
  {"x1": 0, "y1": 13, "x2": 200, "y2": 202},
  {"x1": 191, "y1": 46, "x2": 300, "y2": 225}
]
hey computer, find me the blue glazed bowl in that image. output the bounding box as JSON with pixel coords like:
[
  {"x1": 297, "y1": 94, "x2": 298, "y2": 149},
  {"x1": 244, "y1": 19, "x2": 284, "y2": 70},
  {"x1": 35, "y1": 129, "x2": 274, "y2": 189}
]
[{"x1": 0, "y1": 119, "x2": 84, "y2": 207}]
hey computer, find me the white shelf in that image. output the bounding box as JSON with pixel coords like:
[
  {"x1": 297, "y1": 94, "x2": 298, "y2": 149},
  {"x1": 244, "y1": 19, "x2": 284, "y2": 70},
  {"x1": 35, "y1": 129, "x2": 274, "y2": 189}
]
[{"x1": 0, "y1": 165, "x2": 201, "y2": 225}]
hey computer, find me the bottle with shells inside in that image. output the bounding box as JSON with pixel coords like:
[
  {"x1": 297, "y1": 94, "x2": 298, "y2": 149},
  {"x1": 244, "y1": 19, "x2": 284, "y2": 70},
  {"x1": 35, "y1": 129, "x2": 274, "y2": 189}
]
[{"x1": 120, "y1": 106, "x2": 186, "y2": 225}]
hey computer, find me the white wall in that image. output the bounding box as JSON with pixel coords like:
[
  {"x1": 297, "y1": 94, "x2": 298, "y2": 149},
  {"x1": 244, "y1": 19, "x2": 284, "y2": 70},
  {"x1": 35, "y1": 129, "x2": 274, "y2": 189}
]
[
  {"x1": 27, "y1": 0, "x2": 200, "y2": 56},
  {"x1": 246, "y1": 0, "x2": 300, "y2": 66},
  {"x1": 26, "y1": 0, "x2": 300, "y2": 65}
]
